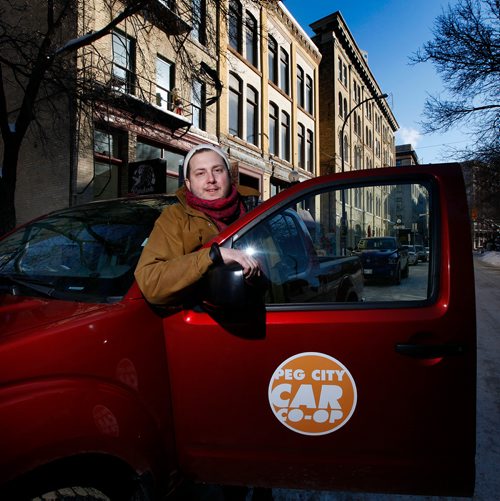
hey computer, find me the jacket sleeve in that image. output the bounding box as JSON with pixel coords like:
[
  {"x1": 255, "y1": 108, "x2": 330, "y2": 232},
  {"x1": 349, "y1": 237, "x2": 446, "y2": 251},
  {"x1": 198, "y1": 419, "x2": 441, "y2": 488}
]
[{"x1": 134, "y1": 207, "x2": 214, "y2": 305}]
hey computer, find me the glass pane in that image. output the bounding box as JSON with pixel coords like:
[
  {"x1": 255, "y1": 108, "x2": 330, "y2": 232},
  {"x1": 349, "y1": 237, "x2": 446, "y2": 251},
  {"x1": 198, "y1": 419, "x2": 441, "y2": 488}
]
[
  {"x1": 233, "y1": 181, "x2": 432, "y2": 305},
  {"x1": 0, "y1": 199, "x2": 171, "y2": 302},
  {"x1": 156, "y1": 58, "x2": 172, "y2": 109}
]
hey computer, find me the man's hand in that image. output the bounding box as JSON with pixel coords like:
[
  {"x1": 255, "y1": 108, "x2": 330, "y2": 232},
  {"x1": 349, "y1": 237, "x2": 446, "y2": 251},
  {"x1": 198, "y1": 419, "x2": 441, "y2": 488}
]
[{"x1": 219, "y1": 248, "x2": 261, "y2": 279}]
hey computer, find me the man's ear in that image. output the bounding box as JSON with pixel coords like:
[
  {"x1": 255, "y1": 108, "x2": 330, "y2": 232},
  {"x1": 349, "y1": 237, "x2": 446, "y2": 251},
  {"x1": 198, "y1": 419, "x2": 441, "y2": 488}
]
[{"x1": 185, "y1": 178, "x2": 191, "y2": 191}]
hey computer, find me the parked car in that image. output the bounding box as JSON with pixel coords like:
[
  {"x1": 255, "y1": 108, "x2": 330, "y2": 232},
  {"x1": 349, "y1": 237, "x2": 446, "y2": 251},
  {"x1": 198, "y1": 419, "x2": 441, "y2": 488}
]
[
  {"x1": 353, "y1": 236, "x2": 410, "y2": 284},
  {"x1": 403, "y1": 245, "x2": 419, "y2": 265},
  {"x1": 415, "y1": 244, "x2": 427, "y2": 262},
  {"x1": 0, "y1": 164, "x2": 476, "y2": 500}
]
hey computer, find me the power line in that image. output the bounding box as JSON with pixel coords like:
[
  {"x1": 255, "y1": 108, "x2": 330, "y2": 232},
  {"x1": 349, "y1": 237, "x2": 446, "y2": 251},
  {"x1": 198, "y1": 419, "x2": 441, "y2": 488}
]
[{"x1": 412, "y1": 139, "x2": 470, "y2": 150}]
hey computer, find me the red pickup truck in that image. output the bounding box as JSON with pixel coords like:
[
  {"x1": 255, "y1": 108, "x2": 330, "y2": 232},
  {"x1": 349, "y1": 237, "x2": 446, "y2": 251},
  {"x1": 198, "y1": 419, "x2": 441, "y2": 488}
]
[{"x1": 0, "y1": 164, "x2": 476, "y2": 500}]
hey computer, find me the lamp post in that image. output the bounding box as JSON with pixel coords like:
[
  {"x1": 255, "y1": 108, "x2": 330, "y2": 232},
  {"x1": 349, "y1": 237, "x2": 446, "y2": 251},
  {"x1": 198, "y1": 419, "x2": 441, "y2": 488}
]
[{"x1": 339, "y1": 93, "x2": 388, "y2": 255}]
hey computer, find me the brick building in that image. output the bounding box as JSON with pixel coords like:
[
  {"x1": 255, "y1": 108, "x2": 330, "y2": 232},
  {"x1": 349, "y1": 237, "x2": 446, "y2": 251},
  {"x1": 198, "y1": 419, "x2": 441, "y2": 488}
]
[{"x1": 4, "y1": 0, "x2": 321, "y2": 225}]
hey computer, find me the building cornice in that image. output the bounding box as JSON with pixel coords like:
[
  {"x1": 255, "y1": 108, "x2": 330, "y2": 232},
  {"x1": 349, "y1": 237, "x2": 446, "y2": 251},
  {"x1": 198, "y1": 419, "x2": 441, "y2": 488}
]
[{"x1": 311, "y1": 11, "x2": 399, "y2": 131}]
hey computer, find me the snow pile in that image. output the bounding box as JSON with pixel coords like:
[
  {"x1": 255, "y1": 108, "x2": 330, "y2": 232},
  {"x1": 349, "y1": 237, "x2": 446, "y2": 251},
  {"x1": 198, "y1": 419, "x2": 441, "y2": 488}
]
[{"x1": 478, "y1": 251, "x2": 500, "y2": 268}]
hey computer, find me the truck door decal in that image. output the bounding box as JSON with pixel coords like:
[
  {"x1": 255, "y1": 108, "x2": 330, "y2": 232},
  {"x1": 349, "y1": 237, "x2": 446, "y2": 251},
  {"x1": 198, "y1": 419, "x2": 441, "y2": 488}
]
[{"x1": 268, "y1": 352, "x2": 357, "y2": 435}]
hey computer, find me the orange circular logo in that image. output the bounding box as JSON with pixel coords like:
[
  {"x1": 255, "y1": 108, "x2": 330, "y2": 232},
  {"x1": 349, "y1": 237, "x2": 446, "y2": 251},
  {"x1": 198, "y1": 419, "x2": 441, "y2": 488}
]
[{"x1": 268, "y1": 352, "x2": 357, "y2": 436}]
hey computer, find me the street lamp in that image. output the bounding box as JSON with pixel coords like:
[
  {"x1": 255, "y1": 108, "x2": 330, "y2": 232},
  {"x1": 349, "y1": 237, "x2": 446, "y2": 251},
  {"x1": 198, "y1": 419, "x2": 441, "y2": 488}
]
[{"x1": 339, "y1": 93, "x2": 388, "y2": 255}]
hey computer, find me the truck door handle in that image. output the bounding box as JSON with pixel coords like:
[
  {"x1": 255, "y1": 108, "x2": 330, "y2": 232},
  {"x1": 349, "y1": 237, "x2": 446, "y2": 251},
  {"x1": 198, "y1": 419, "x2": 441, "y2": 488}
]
[{"x1": 395, "y1": 343, "x2": 466, "y2": 359}]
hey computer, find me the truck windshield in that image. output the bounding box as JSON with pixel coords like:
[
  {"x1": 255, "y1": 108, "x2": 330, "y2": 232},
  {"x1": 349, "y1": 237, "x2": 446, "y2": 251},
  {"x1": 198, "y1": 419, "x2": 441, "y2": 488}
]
[{"x1": 0, "y1": 197, "x2": 172, "y2": 303}]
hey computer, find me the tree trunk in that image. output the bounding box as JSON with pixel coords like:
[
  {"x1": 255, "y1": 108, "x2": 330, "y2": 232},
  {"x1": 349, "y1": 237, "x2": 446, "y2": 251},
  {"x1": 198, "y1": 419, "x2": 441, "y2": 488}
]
[{"x1": 0, "y1": 142, "x2": 20, "y2": 236}]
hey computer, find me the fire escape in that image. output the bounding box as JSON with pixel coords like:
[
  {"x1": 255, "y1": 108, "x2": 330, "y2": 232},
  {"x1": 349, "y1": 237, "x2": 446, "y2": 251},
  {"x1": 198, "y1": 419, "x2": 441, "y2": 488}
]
[{"x1": 79, "y1": 0, "x2": 194, "y2": 136}]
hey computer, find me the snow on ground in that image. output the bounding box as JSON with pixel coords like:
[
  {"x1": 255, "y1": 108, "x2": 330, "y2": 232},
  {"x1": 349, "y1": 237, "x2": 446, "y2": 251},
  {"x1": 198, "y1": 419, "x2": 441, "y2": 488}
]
[{"x1": 476, "y1": 251, "x2": 500, "y2": 268}]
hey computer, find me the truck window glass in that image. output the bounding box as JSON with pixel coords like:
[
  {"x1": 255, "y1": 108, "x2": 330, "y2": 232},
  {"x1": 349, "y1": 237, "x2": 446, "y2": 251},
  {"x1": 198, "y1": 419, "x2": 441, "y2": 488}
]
[{"x1": 233, "y1": 181, "x2": 431, "y2": 304}]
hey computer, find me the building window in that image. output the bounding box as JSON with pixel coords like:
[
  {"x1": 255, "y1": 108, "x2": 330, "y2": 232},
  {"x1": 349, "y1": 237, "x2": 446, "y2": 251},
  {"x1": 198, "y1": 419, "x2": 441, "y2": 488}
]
[
  {"x1": 354, "y1": 146, "x2": 362, "y2": 170},
  {"x1": 246, "y1": 85, "x2": 259, "y2": 145},
  {"x1": 343, "y1": 98, "x2": 348, "y2": 119},
  {"x1": 279, "y1": 47, "x2": 290, "y2": 95},
  {"x1": 339, "y1": 132, "x2": 349, "y2": 163},
  {"x1": 229, "y1": 72, "x2": 242, "y2": 138},
  {"x1": 338, "y1": 57, "x2": 342, "y2": 81},
  {"x1": 156, "y1": 56, "x2": 174, "y2": 110},
  {"x1": 281, "y1": 110, "x2": 290, "y2": 162},
  {"x1": 93, "y1": 128, "x2": 124, "y2": 200},
  {"x1": 228, "y1": 0, "x2": 242, "y2": 53},
  {"x1": 305, "y1": 75, "x2": 313, "y2": 114},
  {"x1": 269, "y1": 102, "x2": 279, "y2": 156},
  {"x1": 297, "y1": 65, "x2": 304, "y2": 108},
  {"x1": 112, "y1": 30, "x2": 135, "y2": 94},
  {"x1": 338, "y1": 92, "x2": 343, "y2": 117},
  {"x1": 191, "y1": 79, "x2": 206, "y2": 130},
  {"x1": 268, "y1": 35, "x2": 278, "y2": 85},
  {"x1": 343, "y1": 63, "x2": 348, "y2": 86},
  {"x1": 94, "y1": 129, "x2": 118, "y2": 157},
  {"x1": 192, "y1": 0, "x2": 206, "y2": 45},
  {"x1": 245, "y1": 11, "x2": 258, "y2": 67},
  {"x1": 297, "y1": 123, "x2": 305, "y2": 169},
  {"x1": 306, "y1": 129, "x2": 314, "y2": 172}
]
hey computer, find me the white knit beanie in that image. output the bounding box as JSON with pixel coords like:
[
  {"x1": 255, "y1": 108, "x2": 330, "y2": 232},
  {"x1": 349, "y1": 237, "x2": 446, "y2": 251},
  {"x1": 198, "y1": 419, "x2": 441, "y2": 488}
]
[{"x1": 182, "y1": 143, "x2": 230, "y2": 180}]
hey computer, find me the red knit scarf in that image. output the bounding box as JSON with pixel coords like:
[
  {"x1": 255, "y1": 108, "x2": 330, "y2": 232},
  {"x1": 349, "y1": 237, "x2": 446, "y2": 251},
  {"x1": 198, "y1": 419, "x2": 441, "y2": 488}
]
[{"x1": 186, "y1": 185, "x2": 246, "y2": 231}]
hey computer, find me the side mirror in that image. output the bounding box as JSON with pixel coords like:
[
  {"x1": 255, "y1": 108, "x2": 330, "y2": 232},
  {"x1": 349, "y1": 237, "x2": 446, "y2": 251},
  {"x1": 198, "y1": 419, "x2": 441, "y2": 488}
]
[
  {"x1": 201, "y1": 263, "x2": 267, "y2": 339},
  {"x1": 202, "y1": 263, "x2": 265, "y2": 310}
]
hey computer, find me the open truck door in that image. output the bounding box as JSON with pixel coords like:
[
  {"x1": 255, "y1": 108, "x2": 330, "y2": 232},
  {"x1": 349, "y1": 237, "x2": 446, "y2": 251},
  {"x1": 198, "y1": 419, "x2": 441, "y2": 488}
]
[{"x1": 163, "y1": 164, "x2": 475, "y2": 497}]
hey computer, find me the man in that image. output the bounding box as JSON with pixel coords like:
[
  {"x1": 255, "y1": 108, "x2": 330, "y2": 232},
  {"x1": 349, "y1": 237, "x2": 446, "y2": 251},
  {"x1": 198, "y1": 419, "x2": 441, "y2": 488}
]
[{"x1": 134, "y1": 143, "x2": 261, "y2": 306}]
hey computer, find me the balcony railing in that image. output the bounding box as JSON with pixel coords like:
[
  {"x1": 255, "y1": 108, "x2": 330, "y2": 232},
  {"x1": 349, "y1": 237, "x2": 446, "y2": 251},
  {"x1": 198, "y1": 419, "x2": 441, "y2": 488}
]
[
  {"x1": 79, "y1": 52, "x2": 197, "y2": 133},
  {"x1": 127, "y1": 0, "x2": 192, "y2": 36}
]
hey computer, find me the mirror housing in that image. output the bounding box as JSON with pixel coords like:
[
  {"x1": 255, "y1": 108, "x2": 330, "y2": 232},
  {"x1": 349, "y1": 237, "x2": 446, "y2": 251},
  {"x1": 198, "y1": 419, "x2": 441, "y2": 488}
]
[{"x1": 202, "y1": 263, "x2": 264, "y2": 310}]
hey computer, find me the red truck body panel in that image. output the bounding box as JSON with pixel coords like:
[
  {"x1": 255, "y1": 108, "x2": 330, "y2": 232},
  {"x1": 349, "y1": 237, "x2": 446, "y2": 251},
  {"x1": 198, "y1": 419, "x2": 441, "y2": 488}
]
[{"x1": 0, "y1": 164, "x2": 475, "y2": 498}]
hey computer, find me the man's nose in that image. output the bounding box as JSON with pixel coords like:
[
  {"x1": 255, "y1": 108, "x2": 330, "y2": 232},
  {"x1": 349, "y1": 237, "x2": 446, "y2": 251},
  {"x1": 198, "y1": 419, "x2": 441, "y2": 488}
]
[{"x1": 207, "y1": 170, "x2": 216, "y2": 182}]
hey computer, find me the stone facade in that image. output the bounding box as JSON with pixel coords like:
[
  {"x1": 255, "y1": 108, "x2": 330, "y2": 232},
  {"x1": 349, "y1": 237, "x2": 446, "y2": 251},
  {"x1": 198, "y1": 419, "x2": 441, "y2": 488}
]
[{"x1": 5, "y1": 2, "x2": 401, "y2": 232}]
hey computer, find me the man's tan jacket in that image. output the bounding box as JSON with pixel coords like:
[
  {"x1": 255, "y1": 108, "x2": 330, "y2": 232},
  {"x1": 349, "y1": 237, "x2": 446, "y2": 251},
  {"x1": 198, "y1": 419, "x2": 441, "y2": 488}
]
[{"x1": 134, "y1": 185, "x2": 259, "y2": 305}]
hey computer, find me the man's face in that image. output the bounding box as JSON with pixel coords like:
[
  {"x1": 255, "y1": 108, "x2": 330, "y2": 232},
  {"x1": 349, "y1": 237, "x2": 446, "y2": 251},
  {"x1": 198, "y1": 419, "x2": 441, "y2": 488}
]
[{"x1": 185, "y1": 150, "x2": 231, "y2": 200}]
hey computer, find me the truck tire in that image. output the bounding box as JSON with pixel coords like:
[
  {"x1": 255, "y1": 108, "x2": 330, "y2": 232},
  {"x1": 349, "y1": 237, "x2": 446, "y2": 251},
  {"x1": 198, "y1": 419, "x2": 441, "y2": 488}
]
[
  {"x1": 402, "y1": 262, "x2": 409, "y2": 278},
  {"x1": 31, "y1": 486, "x2": 110, "y2": 500},
  {"x1": 393, "y1": 264, "x2": 402, "y2": 285}
]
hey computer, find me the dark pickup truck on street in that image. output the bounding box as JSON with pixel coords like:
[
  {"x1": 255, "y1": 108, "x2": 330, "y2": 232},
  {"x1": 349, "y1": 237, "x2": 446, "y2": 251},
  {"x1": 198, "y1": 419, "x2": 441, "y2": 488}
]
[
  {"x1": 353, "y1": 236, "x2": 409, "y2": 284},
  {"x1": 0, "y1": 164, "x2": 476, "y2": 500}
]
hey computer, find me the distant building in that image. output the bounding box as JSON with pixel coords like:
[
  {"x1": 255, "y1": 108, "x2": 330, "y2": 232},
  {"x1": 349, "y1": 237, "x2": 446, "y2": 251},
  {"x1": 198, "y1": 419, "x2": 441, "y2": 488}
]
[
  {"x1": 394, "y1": 143, "x2": 429, "y2": 245},
  {"x1": 396, "y1": 144, "x2": 419, "y2": 166},
  {"x1": 309, "y1": 11, "x2": 399, "y2": 248}
]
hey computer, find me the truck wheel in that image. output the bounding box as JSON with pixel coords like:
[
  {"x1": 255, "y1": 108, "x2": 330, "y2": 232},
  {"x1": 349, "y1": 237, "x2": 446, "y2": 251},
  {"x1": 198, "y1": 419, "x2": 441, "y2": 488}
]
[
  {"x1": 31, "y1": 486, "x2": 110, "y2": 500},
  {"x1": 392, "y1": 265, "x2": 401, "y2": 285},
  {"x1": 402, "y1": 262, "x2": 409, "y2": 278}
]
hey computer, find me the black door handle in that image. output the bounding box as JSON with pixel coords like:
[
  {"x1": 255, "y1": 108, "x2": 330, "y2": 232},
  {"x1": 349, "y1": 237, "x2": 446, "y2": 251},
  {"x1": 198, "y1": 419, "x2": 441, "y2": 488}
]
[{"x1": 395, "y1": 343, "x2": 466, "y2": 359}]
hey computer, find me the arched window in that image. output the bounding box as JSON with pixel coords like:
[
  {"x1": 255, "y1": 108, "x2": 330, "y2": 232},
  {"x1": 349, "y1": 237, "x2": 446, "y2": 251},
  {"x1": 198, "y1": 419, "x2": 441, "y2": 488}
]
[
  {"x1": 338, "y1": 92, "x2": 343, "y2": 117},
  {"x1": 297, "y1": 123, "x2": 305, "y2": 168},
  {"x1": 245, "y1": 11, "x2": 258, "y2": 67},
  {"x1": 306, "y1": 129, "x2": 314, "y2": 172},
  {"x1": 228, "y1": 0, "x2": 242, "y2": 53},
  {"x1": 281, "y1": 111, "x2": 290, "y2": 162},
  {"x1": 229, "y1": 72, "x2": 242, "y2": 138},
  {"x1": 279, "y1": 48, "x2": 290, "y2": 95},
  {"x1": 297, "y1": 66, "x2": 305, "y2": 108},
  {"x1": 246, "y1": 85, "x2": 259, "y2": 145},
  {"x1": 268, "y1": 36, "x2": 278, "y2": 84},
  {"x1": 306, "y1": 75, "x2": 313, "y2": 114},
  {"x1": 269, "y1": 102, "x2": 279, "y2": 155}
]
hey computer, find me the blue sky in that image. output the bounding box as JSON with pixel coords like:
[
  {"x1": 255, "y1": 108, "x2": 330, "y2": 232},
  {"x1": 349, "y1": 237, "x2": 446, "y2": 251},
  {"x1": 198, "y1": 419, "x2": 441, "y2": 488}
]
[{"x1": 283, "y1": 0, "x2": 471, "y2": 164}]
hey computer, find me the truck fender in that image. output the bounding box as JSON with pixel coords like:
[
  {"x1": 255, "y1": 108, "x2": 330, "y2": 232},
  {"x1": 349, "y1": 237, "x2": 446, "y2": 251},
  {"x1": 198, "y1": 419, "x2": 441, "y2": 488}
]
[{"x1": 0, "y1": 377, "x2": 174, "y2": 494}]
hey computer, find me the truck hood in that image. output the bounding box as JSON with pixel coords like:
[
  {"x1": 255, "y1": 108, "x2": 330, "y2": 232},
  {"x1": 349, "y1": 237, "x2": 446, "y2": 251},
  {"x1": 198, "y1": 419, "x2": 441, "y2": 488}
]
[
  {"x1": 0, "y1": 294, "x2": 108, "y2": 339},
  {"x1": 356, "y1": 249, "x2": 397, "y2": 257}
]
